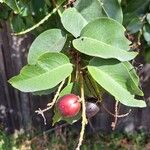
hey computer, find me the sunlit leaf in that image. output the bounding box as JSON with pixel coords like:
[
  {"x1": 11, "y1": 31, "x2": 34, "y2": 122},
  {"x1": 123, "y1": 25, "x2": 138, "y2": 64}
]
[
  {"x1": 73, "y1": 18, "x2": 137, "y2": 61},
  {"x1": 88, "y1": 58, "x2": 146, "y2": 107},
  {"x1": 28, "y1": 29, "x2": 67, "y2": 64},
  {"x1": 9, "y1": 53, "x2": 73, "y2": 92}
]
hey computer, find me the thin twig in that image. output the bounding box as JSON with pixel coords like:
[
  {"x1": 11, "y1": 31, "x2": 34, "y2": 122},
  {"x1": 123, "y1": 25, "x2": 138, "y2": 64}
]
[
  {"x1": 102, "y1": 104, "x2": 131, "y2": 118},
  {"x1": 76, "y1": 71, "x2": 88, "y2": 150},
  {"x1": 47, "y1": 80, "x2": 65, "y2": 107},
  {"x1": 51, "y1": 0, "x2": 62, "y2": 17},
  {"x1": 35, "y1": 80, "x2": 65, "y2": 124},
  {"x1": 111, "y1": 100, "x2": 119, "y2": 130}
]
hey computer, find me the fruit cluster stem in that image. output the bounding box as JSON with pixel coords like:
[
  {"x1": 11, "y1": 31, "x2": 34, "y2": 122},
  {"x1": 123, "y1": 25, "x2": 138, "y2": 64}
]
[{"x1": 76, "y1": 71, "x2": 88, "y2": 150}]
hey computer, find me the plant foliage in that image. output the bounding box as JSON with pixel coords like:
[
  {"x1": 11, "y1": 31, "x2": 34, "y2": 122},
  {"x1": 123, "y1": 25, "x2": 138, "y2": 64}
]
[{"x1": 1, "y1": 0, "x2": 150, "y2": 149}]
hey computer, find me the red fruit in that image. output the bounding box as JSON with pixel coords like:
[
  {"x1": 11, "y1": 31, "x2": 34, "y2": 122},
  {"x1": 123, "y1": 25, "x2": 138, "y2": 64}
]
[{"x1": 57, "y1": 94, "x2": 81, "y2": 117}]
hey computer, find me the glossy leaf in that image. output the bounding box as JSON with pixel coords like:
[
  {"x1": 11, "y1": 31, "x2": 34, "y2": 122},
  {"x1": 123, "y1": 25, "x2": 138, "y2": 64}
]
[
  {"x1": 9, "y1": 53, "x2": 73, "y2": 92},
  {"x1": 101, "y1": 0, "x2": 123, "y2": 23},
  {"x1": 73, "y1": 18, "x2": 137, "y2": 61},
  {"x1": 88, "y1": 58, "x2": 146, "y2": 107},
  {"x1": 28, "y1": 29, "x2": 67, "y2": 64}
]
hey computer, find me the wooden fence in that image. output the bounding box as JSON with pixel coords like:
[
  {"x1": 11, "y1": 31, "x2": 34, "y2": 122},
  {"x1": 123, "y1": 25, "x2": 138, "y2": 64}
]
[{"x1": 1, "y1": 21, "x2": 150, "y2": 134}]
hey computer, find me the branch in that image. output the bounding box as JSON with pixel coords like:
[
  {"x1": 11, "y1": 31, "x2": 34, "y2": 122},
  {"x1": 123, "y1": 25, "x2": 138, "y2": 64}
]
[{"x1": 12, "y1": 0, "x2": 65, "y2": 35}]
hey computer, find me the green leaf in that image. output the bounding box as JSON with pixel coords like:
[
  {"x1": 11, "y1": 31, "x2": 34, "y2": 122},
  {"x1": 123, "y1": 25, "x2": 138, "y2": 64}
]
[
  {"x1": 101, "y1": 0, "x2": 123, "y2": 23},
  {"x1": 10, "y1": 15, "x2": 25, "y2": 32},
  {"x1": 74, "y1": 0, "x2": 122, "y2": 23},
  {"x1": 123, "y1": 0, "x2": 150, "y2": 25},
  {"x1": 32, "y1": 86, "x2": 58, "y2": 96},
  {"x1": 0, "y1": 6, "x2": 9, "y2": 20},
  {"x1": 123, "y1": 62, "x2": 143, "y2": 96},
  {"x1": 143, "y1": 24, "x2": 150, "y2": 45},
  {"x1": 61, "y1": 8, "x2": 88, "y2": 38},
  {"x1": 3, "y1": 0, "x2": 20, "y2": 14},
  {"x1": 88, "y1": 58, "x2": 146, "y2": 108},
  {"x1": 9, "y1": 53, "x2": 73, "y2": 92},
  {"x1": 31, "y1": 0, "x2": 47, "y2": 20},
  {"x1": 61, "y1": 0, "x2": 108, "y2": 37},
  {"x1": 73, "y1": 37, "x2": 137, "y2": 61},
  {"x1": 146, "y1": 13, "x2": 150, "y2": 24},
  {"x1": 124, "y1": 0, "x2": 150, "y2": 15},
  {"x1": 52, "y1": 109, "x2": 62, "y2": 126},
  {"x1": 59, "y1": 82, "x2": 74, "y2": 97},
  {"x1": 73, "y1": 18, "x2": 137, "y2": 61},
  {"x1": 126, "y1": 17, "x2": 143, "y2": 34},
  {"x1": 74, "y1": 0, "x2": 106, "y2": 22},
  {"x1": 79, "y1": 17, "x2": 131, "y2": 50},
  {"x1": 59, "y1": 82, "x2": 80, "y2": 97},
  {"x1": 28, "y1": 29, "x2": 67, "y2": 64}
]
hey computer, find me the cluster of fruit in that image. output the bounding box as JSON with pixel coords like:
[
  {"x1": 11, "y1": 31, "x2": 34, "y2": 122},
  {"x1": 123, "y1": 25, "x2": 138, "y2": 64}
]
[{"x1": 58, "y1": 94, "x2": 99, "y2": 119}]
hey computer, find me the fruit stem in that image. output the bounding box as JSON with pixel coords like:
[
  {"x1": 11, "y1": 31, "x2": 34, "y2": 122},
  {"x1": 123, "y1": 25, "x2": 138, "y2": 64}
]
[{"x1": 76, "y1": 71, "x2": 88, "y2": 150}]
